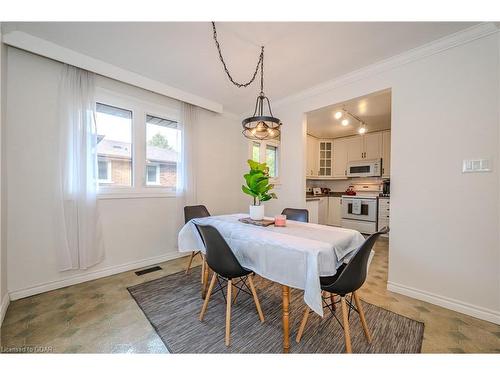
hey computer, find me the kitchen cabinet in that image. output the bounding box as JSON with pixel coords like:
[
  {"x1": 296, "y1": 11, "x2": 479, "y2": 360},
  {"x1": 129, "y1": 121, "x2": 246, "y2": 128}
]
[
  {"x1": 333, "y1": 138, "x2": 348, "y2": 178},
  {"x1": 327, "y1": 197, "x2": 342, "y2": 226},
  {"x1": 306, "y1": 135, "x2": 319, "y2": 177},
  {"x1": 382, "y1": 130, "x2": 391, "y2": 177},
  {"x1": 317, "y1": 197, "x2": 328, "y2": 225},
  {"x1": 378, "y1": 197, "x2": 390, "y2": 237},
  {"x1": 346, "y1": 136, "x2": 363, "y2": 162},
  {"x1": 307, "y1": 130, "x2": 390, "y2": 180},
  {"x1": 318, "y1": 140, "x2": 333, "y2": 177},
  {"x1": 306, "y1": 199, "x2": 319, "y2": 224},
  {"x1": 363, "y1": 132, "x2": 383, "y2": 160}
]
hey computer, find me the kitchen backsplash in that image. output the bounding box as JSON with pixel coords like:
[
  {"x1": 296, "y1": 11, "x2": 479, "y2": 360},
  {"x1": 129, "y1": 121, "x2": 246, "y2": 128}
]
[{"x1": 307, "y1": 177, "x2": 384, "y2": 192}]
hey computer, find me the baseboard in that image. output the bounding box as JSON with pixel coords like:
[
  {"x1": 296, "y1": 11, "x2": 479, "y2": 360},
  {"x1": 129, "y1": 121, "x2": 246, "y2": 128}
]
[
  {"x1": 8, "y1": 252, "x2": 185, "y2": 301},
  {"x1": 1, "y1": 292, "x2": 10, "y2": 326},
  {"x1": 387, "y1": 281, "x2": 500, "y2": 325}
]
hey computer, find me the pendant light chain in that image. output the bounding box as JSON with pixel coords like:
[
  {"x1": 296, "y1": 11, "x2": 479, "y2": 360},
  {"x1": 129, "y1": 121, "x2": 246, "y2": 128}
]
[
  {"x1": 212, "y1": 22, "x2": 264, "y2": 89},
  {"x1": 211, "y1": 21, "x2": 281, "y2": 141}
]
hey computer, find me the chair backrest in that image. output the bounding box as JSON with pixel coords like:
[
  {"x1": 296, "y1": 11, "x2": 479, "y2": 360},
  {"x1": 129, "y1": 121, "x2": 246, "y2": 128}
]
[
  {"x1": 184, "y1": 205, "x2": 210, "y2": 224},
  {"x1": 326, "y1": 226, "x2": 389, "y2": 295},
  {"x1": 281, "y1": 208, "x2": 309, "y2": 223},
  {"x1": 195, "y1": 224, "x2": 248, "y2": 279}
]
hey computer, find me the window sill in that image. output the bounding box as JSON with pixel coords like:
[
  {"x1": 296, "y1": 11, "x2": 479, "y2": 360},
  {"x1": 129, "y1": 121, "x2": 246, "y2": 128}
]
[{"x1": 97, "y1": 191, "x2": 177, "y2": 200}]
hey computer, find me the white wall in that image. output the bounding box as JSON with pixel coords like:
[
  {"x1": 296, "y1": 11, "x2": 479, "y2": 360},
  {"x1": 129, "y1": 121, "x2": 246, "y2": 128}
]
[
  {"x1": 0, "y1": 25, "x2": 9, "y2": 323},
  {"x1": 273, "y1": 30, "x2": 500, "y2": 323},
  {"x1": 5, "y1": 47, "x2": 247, "y2": 299}
]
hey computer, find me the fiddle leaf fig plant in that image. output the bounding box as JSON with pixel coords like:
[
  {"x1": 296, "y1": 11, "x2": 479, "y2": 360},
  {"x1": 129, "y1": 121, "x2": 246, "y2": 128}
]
[{"x1": 242, "y1": 159, "x2": 278, "y2": 206}]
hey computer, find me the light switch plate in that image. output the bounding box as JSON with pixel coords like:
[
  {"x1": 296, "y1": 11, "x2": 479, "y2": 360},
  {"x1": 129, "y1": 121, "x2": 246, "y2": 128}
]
[{"x1": 462, "y1": 159, "x2": 492, "y2": 173}]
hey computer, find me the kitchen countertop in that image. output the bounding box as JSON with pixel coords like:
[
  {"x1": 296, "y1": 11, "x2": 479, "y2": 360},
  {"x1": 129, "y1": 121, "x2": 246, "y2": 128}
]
[
  {"x1": 306, "y1": 192, "x2": 390, "y2": 201},
  {"x1": 305, "y1": 192, "x2": 344, "y2": 201}
]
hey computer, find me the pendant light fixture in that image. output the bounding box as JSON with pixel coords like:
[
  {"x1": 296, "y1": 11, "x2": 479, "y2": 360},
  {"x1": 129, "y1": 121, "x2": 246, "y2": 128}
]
[{"x1": 212, "y1": 22, "x2": 281, "y2": 140}]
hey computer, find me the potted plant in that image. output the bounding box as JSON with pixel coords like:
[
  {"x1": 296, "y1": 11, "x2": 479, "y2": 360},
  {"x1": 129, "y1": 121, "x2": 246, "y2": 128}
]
[{"x1": 242, "y1": 159, "x2": 277, "y2": 220}]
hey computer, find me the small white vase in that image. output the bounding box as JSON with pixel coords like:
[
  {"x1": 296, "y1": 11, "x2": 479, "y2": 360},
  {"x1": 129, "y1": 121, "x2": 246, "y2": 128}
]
[{"x1": 249, "y1": 204, "x2": 265, "y2": 220}]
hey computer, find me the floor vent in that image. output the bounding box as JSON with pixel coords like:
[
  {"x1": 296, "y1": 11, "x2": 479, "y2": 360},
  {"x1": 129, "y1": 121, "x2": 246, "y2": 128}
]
[{"x1": 135, "y1": 266, "x2": 162, "y2": 276}]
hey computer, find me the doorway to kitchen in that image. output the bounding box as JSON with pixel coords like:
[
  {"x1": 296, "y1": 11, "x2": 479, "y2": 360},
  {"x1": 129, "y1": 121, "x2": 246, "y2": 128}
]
[{"x1": 304, "y1": 88, "x2": 391, "y2": 237}]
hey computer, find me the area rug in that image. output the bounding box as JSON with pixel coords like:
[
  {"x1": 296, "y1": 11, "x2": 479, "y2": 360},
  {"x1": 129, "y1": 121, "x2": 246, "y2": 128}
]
[{"x1": 128, "y1": 267, "x2": 424, "y2": 353}]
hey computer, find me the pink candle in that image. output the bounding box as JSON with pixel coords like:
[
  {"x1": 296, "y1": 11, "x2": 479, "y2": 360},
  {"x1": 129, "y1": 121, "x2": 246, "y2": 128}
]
[{"x1": 275, "y1": 214, "x2": 287, "y2": 227}]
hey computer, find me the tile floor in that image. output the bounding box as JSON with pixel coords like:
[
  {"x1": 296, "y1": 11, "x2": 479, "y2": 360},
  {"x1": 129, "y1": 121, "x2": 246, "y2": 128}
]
[{"x1": 1, "y1": 239, "x2": 499, "y2": 353}]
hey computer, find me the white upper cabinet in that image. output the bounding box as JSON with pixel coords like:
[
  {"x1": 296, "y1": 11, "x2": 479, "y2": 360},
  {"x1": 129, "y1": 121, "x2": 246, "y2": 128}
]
[
  {"x1": 318, "y1": 140, "x2": 333, "y2": 177},
  {"x1": 306, "y1": 135, "x2": 319, "y2": 177},
  {"x1": 363, "y1": 132, "x2": 383, "y2": 160},
  {"x1": 307, "y1": 130, "x2": 390, "y2": 180},
  {"x1": 333, "y1": 137, "x2": 348, "y2": 178},
  {"x1": 382, "y1": 130, "x2": 391, "y2": 177},
  {"x1": 346, "y1": 136, "x2": 363, "y2": 162}
]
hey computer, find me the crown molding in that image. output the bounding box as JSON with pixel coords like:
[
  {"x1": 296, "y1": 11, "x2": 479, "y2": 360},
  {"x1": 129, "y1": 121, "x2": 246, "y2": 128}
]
[
  {"x1": 274, "y1": 22, "x2": 499, "y2": 109},
  {"x1": 2, "y1": 31, "x2": 224, "y2": 114}
]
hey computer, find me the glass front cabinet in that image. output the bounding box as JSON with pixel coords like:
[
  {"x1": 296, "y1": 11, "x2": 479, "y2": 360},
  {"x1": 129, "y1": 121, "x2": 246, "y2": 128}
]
[{"x1": 318, "y1": 140, "x2": 333, "y2": 177}]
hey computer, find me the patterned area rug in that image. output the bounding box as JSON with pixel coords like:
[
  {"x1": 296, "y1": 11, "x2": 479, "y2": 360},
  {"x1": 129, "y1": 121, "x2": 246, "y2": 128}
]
[{"x1": 128, "y1": 267, "x2": 424, "y2": 353}]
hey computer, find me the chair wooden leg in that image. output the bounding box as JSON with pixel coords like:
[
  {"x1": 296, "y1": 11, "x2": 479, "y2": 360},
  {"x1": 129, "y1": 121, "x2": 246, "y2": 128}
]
[
  {"x1": 353, "y1": 291, "x2": 372, "y2": 343},
  {"x1": 199, "y1": 273, "x2": 217, "y2": 321},
  {"x1": 296, "y1": 306, "x2": 310, "y2": 343},
  {"x1": 247, "y1": 275, "x2": 265, "y2": 322},
  {"x1": 330, "y1": 292, "x2": 336, "y2": 311},
  {"x1": 201, "y1": 261, "x2": 210, "y2": 299},
  {"x1": 340, "y1": 296, "x2": 352, "y2": 353},
  {"x1": 225, "y1": 279, "x2": 232, "y2": 347},
  {"x1": 200, "y1": 255, "x2": 205, "y2": 284},
  {"x1": 185, "y1": 251, "x2": 196, "y2": 274}
]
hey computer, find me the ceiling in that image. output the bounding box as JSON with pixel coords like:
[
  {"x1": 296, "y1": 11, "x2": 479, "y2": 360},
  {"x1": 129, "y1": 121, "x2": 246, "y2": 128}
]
[
  {"x1": 3, "y1": 22, "x2": 477, "y2": 114},
  {"x1": 307, "y1": 89, "x2": 391, "y2": 139}
]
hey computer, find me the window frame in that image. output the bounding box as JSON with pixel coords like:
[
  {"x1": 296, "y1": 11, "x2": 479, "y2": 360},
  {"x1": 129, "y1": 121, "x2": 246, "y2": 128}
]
[
  {"x1": 95, "y1": 87, "x2": 180, "y2": 199},
  {"x1": 248, "y1": 138, "x2": 280, "y2": 183}
]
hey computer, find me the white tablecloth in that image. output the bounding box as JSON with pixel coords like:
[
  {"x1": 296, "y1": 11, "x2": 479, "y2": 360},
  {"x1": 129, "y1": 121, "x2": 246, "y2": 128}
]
[{"x1": 178, "y1": 214, "x2": 365, "y2": 316}]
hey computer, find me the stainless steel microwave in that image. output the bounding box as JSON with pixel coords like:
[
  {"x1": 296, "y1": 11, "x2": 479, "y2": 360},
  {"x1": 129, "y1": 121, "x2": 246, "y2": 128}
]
[{"x1": 346, "y1": 159, "x2": 382, "y2": 178}]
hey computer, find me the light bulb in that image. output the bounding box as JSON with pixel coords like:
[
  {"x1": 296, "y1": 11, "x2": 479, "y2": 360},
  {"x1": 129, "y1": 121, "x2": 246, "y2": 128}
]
[
  {"x1": 334, "y1": 111, "x2": 343, "y2": 119},
  {"x1": 358, "y1": 126, "x2": 367, "y2": 134},
  {"x1": 341, "y1": 119, "x2": 349, "y2": 126},
  {"x1": 251, "y1": 128, "x2": 257, "y2": 135},
  {"x1": 268, "y1": 129, "x2": 274, "y2": 136}
]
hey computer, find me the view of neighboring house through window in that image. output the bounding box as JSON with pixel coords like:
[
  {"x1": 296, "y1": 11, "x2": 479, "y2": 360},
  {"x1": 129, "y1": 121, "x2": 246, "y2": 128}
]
[
  {"x1": 95, "y1": 103, "x2": 133, "y2": 186},
  {"x1": 146, "y1": 114, "x2": 180, "y2": 190},
  {"x1": 266, "y1": 144, "x2": 278, "y2": 178},
  {"x1": 250, "y1": 140, "x2": 279, "y2": 179}
]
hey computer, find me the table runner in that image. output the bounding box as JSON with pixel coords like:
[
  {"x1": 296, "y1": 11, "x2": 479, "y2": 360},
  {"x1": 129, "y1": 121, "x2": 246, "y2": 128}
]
[{"x1": 178, "y1": 214, "x2": 365, "y2": 316}]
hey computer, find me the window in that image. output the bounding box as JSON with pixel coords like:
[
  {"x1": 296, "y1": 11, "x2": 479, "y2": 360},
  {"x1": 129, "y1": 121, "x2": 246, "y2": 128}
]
[
  {"x1": 252, "y1": 142, "x2": 260, "y2": 162},
  {"x1": 98, "y1": 158, "x2": 112, "y2": 183},
  {"x1": 94, "y1": 89, "x2": 181, "y2": 198},
  {"x1": 95, "y1": 103, "x2": 133, "y2": 187},
  {"x1": 266, "y1": 144, "x2": 278, "y2": 178},
  {"x1": 146, "y1": 114, "x2": 180, "y2": 190},
  {"x1": 249, "y1": 140, "x2": 280, "y2": 180}
]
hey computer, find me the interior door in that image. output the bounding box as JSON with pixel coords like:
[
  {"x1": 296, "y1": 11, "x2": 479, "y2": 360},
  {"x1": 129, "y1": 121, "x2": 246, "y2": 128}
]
[
  {"x1": 333, "y1": 138, "x2": 348, "y2": 178},
  {"x1": 363, "y1": 132, "x2": 383, "y2": 160},
  {"x1": 346, "y1": 136, "x2": 363, "y2": 162}
]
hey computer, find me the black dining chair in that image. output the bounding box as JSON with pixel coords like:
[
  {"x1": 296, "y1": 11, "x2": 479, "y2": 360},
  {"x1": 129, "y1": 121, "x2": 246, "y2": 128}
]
[
  {"x1": 195, "y1": 224, "x2": 265, "y2": 347},
  {"x1": 184, "y1": 205, "x2": 211, "y2": 276},
  {"x1": 281, "y1": 208, "x2": 309, "y2": 223},
  {"x1": 296, "y1": 226, "x2": 390, "y2": 353}
]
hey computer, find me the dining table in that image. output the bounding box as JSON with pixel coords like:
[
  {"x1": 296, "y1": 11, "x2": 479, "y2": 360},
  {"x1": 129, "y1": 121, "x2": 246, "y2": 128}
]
[{"x1": 178, "y1": 213, "x2": 365, "y2": 353}]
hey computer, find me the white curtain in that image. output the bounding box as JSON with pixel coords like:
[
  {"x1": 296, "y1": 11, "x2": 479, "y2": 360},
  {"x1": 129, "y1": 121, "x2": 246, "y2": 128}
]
[
  {"x1": 175, "y1": 102, "x2": 198, "y2": 229},
  {"x1": 56, "y1": 65, "x2": 105, "y2": 270}
]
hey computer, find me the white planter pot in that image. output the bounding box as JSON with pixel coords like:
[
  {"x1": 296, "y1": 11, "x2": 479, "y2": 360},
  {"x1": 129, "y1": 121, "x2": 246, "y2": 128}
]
[{"x1": 249, "y1": 204, "x2": 265, "y2": 221}]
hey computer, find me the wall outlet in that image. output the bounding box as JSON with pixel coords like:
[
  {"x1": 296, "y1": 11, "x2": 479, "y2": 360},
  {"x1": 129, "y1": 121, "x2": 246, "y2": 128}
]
[{"x1": 462, "y1": 159, "x2": 492, "y2": 173}]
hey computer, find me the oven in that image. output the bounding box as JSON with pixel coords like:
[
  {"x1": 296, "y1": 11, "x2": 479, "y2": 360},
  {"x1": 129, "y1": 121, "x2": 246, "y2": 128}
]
[
  {"x1": 347, "y1": 158, "x2": 382, "y2": 178},
  {"x1": 341, "y1": 196, "x2": 378, "y2": 234}
]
